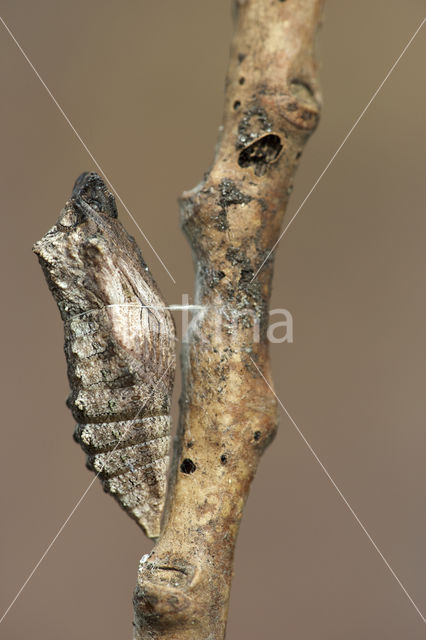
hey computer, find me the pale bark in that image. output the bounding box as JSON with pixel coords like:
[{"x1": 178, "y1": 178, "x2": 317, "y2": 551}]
[{"x1": 133, "y1": 1, "x2": 324, "y2": 638}]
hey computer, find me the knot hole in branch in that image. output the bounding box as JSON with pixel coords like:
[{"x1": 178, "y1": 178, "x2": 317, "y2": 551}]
[
  {"x1": 180, "y1": 458, "x2": 196, "y2": 474},
  {"x1": 238, "y1": 134, "x2": 283, "y2": 176}
]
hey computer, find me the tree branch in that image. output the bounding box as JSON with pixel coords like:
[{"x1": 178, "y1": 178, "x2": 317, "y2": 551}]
[{"x1": 134, "y1": 1, "x2": 324, "y2": 638}]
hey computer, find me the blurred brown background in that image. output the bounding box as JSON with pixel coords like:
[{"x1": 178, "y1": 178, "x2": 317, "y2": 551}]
[{"x1": 1, "y1": 1, "x2": 425, "y2": 638}]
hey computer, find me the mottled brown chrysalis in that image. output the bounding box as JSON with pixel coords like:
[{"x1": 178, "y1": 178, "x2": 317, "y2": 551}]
[{"x1": 33, "y1": 172, "x2": 176, "y2": 538}]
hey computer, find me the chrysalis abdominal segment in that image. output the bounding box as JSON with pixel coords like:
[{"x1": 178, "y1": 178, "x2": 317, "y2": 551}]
[
  {"x1": 33, "y1": 172, "x2": 176, "y2": 539},
  {"x1": 68, "y1": 302, "x2": 205, "y2": 321},
  {"x1": 65, "y1": 301, "x2": 265, "y2": 348}
]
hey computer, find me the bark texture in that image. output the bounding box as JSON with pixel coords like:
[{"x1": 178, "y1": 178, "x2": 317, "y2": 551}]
[{"x1": 134, "y1": 1, "x2": 324, "y2": 638}]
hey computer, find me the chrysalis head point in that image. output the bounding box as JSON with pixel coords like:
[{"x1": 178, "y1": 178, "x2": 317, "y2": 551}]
[{"x1": 72, "y1": 172, "x2": 118, "y2": 219}]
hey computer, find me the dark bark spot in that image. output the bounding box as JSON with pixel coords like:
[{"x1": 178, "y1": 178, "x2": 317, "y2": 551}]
[
  {"x1": 212, "y1": 179, "x2": 251, "y2": 231},
  {"x1": 239, "y1": 76, "x2": 245, "y2": 85},
  {"x1": 233, "y1": 100, "x2": 241, "y2": 110},
  {"x1": 214, "y1": 179, "x2": 252, "y2": 231},
  {"x1": 220, "y1": 454, "x2": 227, "y2": 465},
  {"x1": 219, "y1": 179, "x2": 252, "y2": 209},
  {"x1": 180, "y1": 459, "x2": 196, "y2": 474},
  {"x1": 237, "y1": 104, "x2": 273, "y2": 149},
  {"x1": 226, "y1": 247, "x2": 246, "y2": 266},
  {"x1": 257, "y1": 198, "x2": 268, "y2": 212},
  {"x1": 225, "y1": 246, "x2": 265, "y2": 315},
  {"x1": 239, "y1": 268, "x2": 254, "y2": 284},
  {"x1": 254, "y1": 431, "x2": 261, "y2": 441},
  {"x1": 213, "y1": 209, "x2": 229, "y2": 232},
  {"x1": 203, "y1": 266, "x2": 227, "y2": 288}
]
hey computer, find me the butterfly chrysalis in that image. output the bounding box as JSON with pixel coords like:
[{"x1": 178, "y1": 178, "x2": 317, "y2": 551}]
[{"x1": 33, "y1": 172, "x2": 176, "y2": 538}]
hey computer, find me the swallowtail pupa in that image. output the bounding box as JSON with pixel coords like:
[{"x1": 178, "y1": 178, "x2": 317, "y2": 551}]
[{"x1": 33, "y1": 172, "x2": 176, "y2": 538}]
